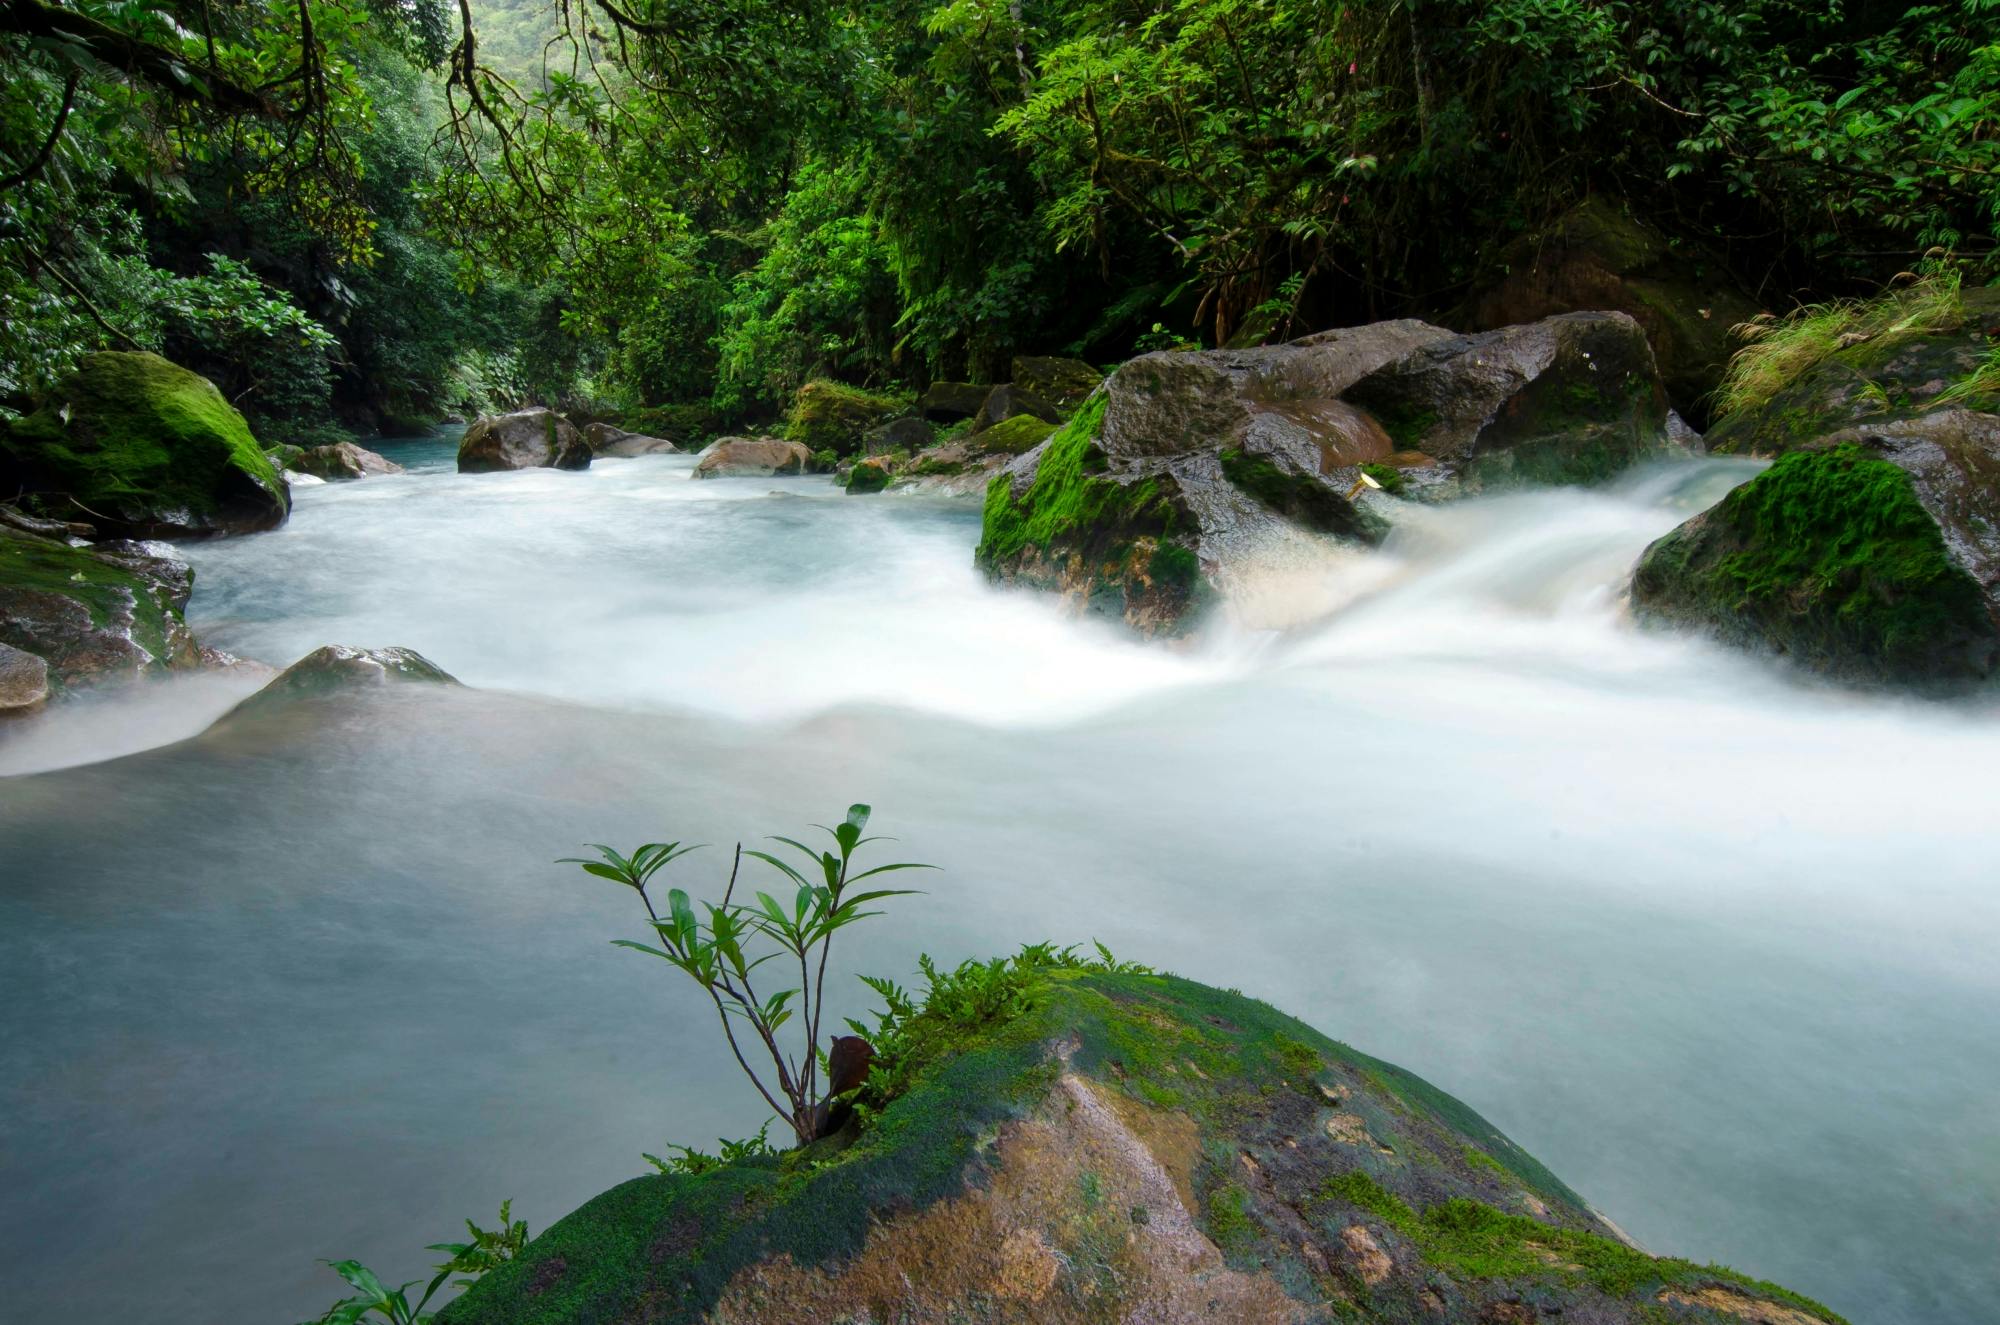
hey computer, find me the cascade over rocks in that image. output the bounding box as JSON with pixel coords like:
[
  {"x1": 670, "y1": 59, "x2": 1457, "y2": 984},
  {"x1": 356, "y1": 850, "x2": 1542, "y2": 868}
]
[
  {"x1": 979, "y1": 312, "x2": 1676, "y2": 634},
  {"x1": 1632, "y1": 289, "x2": 2000, "y2": 690},
  {"x1": 584, "y1": 423, "x2": 681, "y2": 458},
  {"x1": 438, "y1": 967, "x2": 1843, "y2": 1325},
  {"x1": 692, "y1": 436, "x2": 813, "y2": 479},
  {"x1": 0, "y1": 524, "x2": 201, "y2": 688},
  {"x1": 0, "y1": 351, "x2": 288, "y2": 538},
  {"x1": 458, "y1": 409, "x2": 592, "y2": 473},
  {"x1": 292, "y1": 442, "x2": 405, "y2": 481}
]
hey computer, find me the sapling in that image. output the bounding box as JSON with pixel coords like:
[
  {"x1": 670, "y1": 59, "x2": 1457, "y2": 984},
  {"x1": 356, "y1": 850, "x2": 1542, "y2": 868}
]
[{"x1": 562, "y1": 803, "x2": 932, "y2": 1147}]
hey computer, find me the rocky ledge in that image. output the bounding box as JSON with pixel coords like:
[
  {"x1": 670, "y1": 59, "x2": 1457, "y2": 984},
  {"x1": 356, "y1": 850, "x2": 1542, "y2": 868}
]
[{"x1": 441, "y1": 963, "x2": 1840, "y2": 1325}]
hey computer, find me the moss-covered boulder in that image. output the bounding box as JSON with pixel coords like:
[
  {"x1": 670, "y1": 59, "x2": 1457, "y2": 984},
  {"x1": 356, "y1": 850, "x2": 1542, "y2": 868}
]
[
  {"x1": 441, "y1": 963, "x2": 1844, "y2": 1325},
  {"x1": 1344, "y1": 312, "x2": 1678, "y2": 491},
  {"x1": 222, "y1": 644, "x2": 456, "y2": 722},
  {"x1": 459, "y1": 409, "x2": 591, "y2": 473},
  {"x1": 293, "y1": 442, "x2": 405, "y2": 481},
  {"x1": 784, "y1": 381, "x2": 902, "y2": 457},
  {"x1": 691, "y1": 437, "x2": 812, "y2": 479},
  {"x1": 1011, "y1": 356, "x2": 1103, "y2": 409},
  {"x1": 0, "y1": 351, "x2": 288, "y2": 538},
  {"x1": 0, "y1": 524, "x2": 202, "y2": 688},
  {"x1": 918, "y1": 380, "x2": 989, "y2": 423},
  {"x1": 973, "y1": 382, "x2": 1065, "y2": 431},
  {"x1": 976, "y1": 413, "x2": 1059, "y2": 456},
  {"x1": 1462, "y1": 196, "x2": 1760, "y2": 422},
  {"x1": 842, "y1": 456, "x2": 896, "y2": 494},
  {"x1": 1632, "y1": 444, "x2": 2000, "y2": 689}
]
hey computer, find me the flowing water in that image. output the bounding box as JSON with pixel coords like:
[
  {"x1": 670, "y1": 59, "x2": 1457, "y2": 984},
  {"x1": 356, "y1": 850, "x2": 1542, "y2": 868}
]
[{"x1": 3, "y1": 436, "x2": 1998, "y2": 1324}]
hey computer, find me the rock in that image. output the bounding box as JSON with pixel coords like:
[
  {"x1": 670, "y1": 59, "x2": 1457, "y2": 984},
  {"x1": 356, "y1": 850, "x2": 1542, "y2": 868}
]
[
  {"x1": 1633, "y1": 440, "x2": 2000, "y2": 691},
  {"x1": 1342, "y1": 312, "x2": 1676, "y2": 491},
  {"x1": 973, "y1": 383, "x2": 1064, "y2": 431},
  {"x1": 440, "y1": 962, "x2": 1841, "y2": 1325},
  {"x1": 974, "y1": 414, "x2": 1058, "y2": 456},
  {"x1": 0, "y1": 504, "x2": 93, "y2": 540},
  {"x1": 458, "y1": 409, "x2": 591, "y2": 473},
  {"x1": 785, "y1": 381, "x2": 900, "y2": 457},
  {"x1": 1011, "y1": 356, "x2": 1103, "y2": 408},
  {"x1": 0, "y1": 640, "x2": 51, "y2": 715},
  {"x1": 843, "y1": 456, "x2": 897, "y2": 495},
  {"x1": 862, "y1": 416, "x2": 934, "y2": 455},
  {"x1": 0, "y1": 526, "x2": 201, "y2": 688},
  {"x1": 1462, "y1": 196, "x2": 1760, "y2": 421},
  {"x1": 263, "y1": 442, "x2": 306, "y2": 471},
  {"x1": 226, "y1": 644, "x2": 457, "y2": 719},
  {"x1": 917, "y1": 380, "x2": 989, "y2": 423},
  {"x1": 692, "y1": 437, "x2": 813, "y2": 479},
  {"x1": 292, "y1": 442, "x2": 405, "y2": 481},
  {"x1": 0, "y1": 351, "x2": 288, "y2": 538},
  {"x1": 584, "y1": 423, "x2": 681, "y2": 458}
]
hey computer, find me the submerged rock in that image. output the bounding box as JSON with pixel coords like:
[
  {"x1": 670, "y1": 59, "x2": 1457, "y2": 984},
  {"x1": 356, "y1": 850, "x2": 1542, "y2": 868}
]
[
  {"x1": 440, "y1": 964, "x2": 1844, "y2": 1325},
  {"x1": 227, "y1": 644, "x2": 457, "y2": 718},
  {"x1": 0, "y1": 351, "x2": 288, "y2": 538},
  {"x1": 584, "y1": 423, "x2": 681, "y2": 458},
  {"x1": 459, "y1": 409, "x2": 592, "y2": 473},
  {"x1": 0, "y1": 526, "x2": 201, "y2": 687},
  {"x1": 293, "y1": 442, "x2": 405, "y2": 481},
  {"x1": 692, "y1": 437, "x2": 813, "y2": 479},
  {"x1": 0, "y1": 640, "x2": 51, "y2": 715}
]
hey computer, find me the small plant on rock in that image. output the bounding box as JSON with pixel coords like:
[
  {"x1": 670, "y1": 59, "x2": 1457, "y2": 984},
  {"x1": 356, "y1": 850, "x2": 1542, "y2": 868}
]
[{"x1": 563, "y1": 804, "x2": 933, "y2": 1148}]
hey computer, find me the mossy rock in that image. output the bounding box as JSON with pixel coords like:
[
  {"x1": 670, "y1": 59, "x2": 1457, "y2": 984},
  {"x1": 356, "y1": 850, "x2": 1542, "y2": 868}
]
[
  {"x1": 842, "y1": 457, "x2": 895, "y2": 494},
  {"x1": 784, "y1": 381, "x2": 903, "y2": 457},
  {"x1": 1633, "y1": 444, "x2": 1999, "y2": 689},
  {"x1": 973, "y1": 413, "x2": 1058, "y2": 456},
  {"x1": 0, "y1": 351, "x2": 287, "y2": 538},
  {"x1": 1010, "y1": 356, "x2": 1103, "y2": 408},
  {"x1": 0, "y1": 525, "x2": 201, "y2": 687},
  {"x1": 442, "y1": 964, "x2": 1845, "y2": 1325},
  {"x1": 220, "y1": 644, "x2": 456, "y2": 724}
]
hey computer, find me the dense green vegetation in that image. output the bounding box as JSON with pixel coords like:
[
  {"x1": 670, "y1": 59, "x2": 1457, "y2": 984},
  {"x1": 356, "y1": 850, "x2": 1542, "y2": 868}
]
[{"x1": 5, "y1": 0, "x2": 1997, "y2": 443}]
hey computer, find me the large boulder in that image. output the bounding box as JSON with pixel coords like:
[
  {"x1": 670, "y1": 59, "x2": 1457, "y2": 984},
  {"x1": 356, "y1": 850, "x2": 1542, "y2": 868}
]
[
  {"x1": 0, "y1": 524, "x2": 201, "y2": 688},
  {"x1": 458, "y1": 409, "x2": 591, "y2": 473},
  {"x1": 785, "y1": 381, "x2": 901, "y2": 457},
  {"x1": 0, "y1": 351, "x2": 288, "y2": 538},
  {"x1": 1011, "y1": 355, "x2": 1103, "y2": 408},
  {"x1": 1633, "y1": 444, "x2": 1999, "y2": 689},
  {"x1": 692, "y1": 437, "x2": 813, "y2": 479},
  {"x1": 1462, "y1": 196, "x2": 1761, "y2": 421},
  {"x1": 973, "y1": 383, "x2": 1064, "y2": 431},
  {"x1": 861, "y1": 415, "x2": 934, "y2": 455},
  {"x1": 0, "y1": 641, "x2": 51, "y2": 715},
  {"x1": 292, "y1": 442, "x2": 405, "y2": 481},
  {"x1": 584, "y1": 423, "x2": 681, "y2": 458},
  {"x1": 1633, "y1": 286, "x2": 2000, "y2": 690},
  {"x1": 441, "y1": 962, "x2": 1843, "y2": 1325},
  {"x1": 917, "y1": 380, "x2": 989, "y2": 423},
  {"x1": 842, "y1": 455, "x2": 897, "y2": 495},
  {"x1": 982, "y1": 315, "x2": 1675, "y2": 635}
]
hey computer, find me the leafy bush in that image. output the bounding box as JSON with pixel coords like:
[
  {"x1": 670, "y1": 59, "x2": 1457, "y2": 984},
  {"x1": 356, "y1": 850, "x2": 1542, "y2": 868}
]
[{"x1": 299, "y1": 1203, "x2": 527, "y2": 1325}]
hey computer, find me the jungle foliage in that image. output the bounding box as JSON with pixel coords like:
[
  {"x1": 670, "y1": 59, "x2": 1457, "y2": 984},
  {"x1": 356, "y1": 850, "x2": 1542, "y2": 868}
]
[{"x1": 3, "y1": 0, "x2": 1997, "y2": 439}]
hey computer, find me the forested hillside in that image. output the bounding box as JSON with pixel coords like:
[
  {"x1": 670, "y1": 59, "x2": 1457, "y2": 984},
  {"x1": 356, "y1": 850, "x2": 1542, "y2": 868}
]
[{"x1": 4, "y1": 0, "x2": 1997, "y2": 439}]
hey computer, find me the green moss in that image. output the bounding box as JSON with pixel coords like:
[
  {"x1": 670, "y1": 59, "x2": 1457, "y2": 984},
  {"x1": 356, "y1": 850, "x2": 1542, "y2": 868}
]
[
  {"x1": 1358, "y1": 462, "x2": 1407, "y2": 496},
  {"x1": 1218, "y1": 447, "x2": 1382, "y2": 540},
  {"x1": 810, "y1": 447, "x2": 839, "y2": 472},
  {"x1": 784, "y1": 380, "x2": 904, "y2": 456},
  {"x1": 975, "y1": 412, "x2": 1058, "y2": 456},
  {"x1": 1204, "y1": 1183, "x2": 1257, "y2": 1253},
  {"x1": 0, "y1": 529, "x2": 185, "y2": 666},
  {"x1": 1636, "y1": 443, "x2": 1996, "y2": 686},
  {"x1": 843, "y1": 460, "x2": 892, "y2": 494},
  {"x1": 2, "y1": 351, "x2": 284, "y2": 531}
]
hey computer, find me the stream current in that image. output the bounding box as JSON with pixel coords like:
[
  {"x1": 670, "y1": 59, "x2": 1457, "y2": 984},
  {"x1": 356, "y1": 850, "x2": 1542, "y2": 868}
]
[{"x1": 3, "y1": 435, "x2": 1997, "y2": 1323}]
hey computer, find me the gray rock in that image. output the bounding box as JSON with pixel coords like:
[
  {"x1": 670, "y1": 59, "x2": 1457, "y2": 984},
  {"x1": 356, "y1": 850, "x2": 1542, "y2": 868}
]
[
  {"x1": 918, "y1": 381, "x2": 989, "y2": 423},
  {"x1": 0, "y1": 528, "x2": 200, "y2": 687},
  {"x1": 226, "y1": 644, "x2": 458, "y2": 720},
  {"x1": 292, "y1": 442, "x2": 405, "y2": 481},
  {"x1": 973, "y1": 383, "x2": 1064, "y2": 431},
  {"x1": 584, "y1": 423, "x2": 681, "y2": 458},
  {"x1": 692, "y1": 436, "x2": 813, "y2": 479},
  {"x1": 863, "y1": 416, "x2": 934, "y2": 455},
  {"x1": 0, "y1": 641, "x2": 51, "y2": 715},
  {"x1": 1011, "y1": 356, "x2": 1103, "y2": 408},
  {"x1": 458, "y1": 408, "x2": 591, "y2": 473}
]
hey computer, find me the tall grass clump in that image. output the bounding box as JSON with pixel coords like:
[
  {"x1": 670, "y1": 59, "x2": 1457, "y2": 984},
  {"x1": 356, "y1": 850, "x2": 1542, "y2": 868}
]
[{"x1": 1714, "y1": 273, "x2": 1966, "y2": 418}]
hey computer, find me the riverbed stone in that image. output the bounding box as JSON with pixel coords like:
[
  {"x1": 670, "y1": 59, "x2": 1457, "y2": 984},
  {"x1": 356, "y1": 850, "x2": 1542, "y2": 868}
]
[
  {"x1": 292, "y1": 441, "x2": 406, "y2": 481},
  {"x1": 0, "y1": 351, "x2": 288, "y2": 538},
  {"x1": 973, "y1": 383, "x2": 1064, "y2": 431},
  {"x1": 862, "y1": 416, "x2": 934, "y2": 455},
  {"x1": 0, "y1": 525, "x2": 201, "y2": 687},
  {"x1": 228, "y1": 644, "x2": 458, "y2": 717},
  {"x1": 692, "y1": 437, "x2": 813, "y2": 479},
  {"x1": 1011, "y1": 356, "x2": 1103, "y2": 408},
  {"x1": 918, "y1": 380, "x2": 989, "y2": 423},
  {"x1": 439, "y1": 962, "x2": 1843, "y2": 1325},
  {"x1": 0, "y1": 640, "x2": 51, "y2": 714},
  {"x1": 458, "y1": 408, "x2": 592, "y2": 473},
  {"x1": 584, "y1": 423, "x2": 681, "y2": 458},
  {"x1": 785, "y1": 381, "x2": 901, "y2": 457}
]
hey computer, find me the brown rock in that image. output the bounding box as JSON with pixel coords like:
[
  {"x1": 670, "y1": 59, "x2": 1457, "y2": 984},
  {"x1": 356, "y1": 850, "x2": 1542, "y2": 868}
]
[
  {"x1": 292, "y1": 442, "x2": 405, "y2": 481},
  {"x1": 457, "y1": 408, "x2": 591, "y2": 473},
  {"x1": 691, "y1": 437, "x2": 813, "y2": 479},
  {"x1": 0, "y1": 640, "x2": 51, "y2": 715}
]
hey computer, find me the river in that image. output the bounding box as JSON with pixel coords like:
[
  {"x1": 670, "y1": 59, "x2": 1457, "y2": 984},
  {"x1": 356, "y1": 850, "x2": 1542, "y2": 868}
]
[{"x1": 2, "y1": 435, "x2": 1996, "y2": 1324}]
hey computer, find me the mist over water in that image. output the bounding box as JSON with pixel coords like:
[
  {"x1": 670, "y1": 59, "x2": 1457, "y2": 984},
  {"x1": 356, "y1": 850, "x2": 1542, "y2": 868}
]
[{"x1": 4, "y1": 439, "x2": 1997, "y2": 1324}]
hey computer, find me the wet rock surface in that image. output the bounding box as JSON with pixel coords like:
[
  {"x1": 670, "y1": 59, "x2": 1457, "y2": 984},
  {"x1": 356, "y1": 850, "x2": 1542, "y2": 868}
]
[{"x1": 459, "y1": 409, "x2": 592, "y2": 473}]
